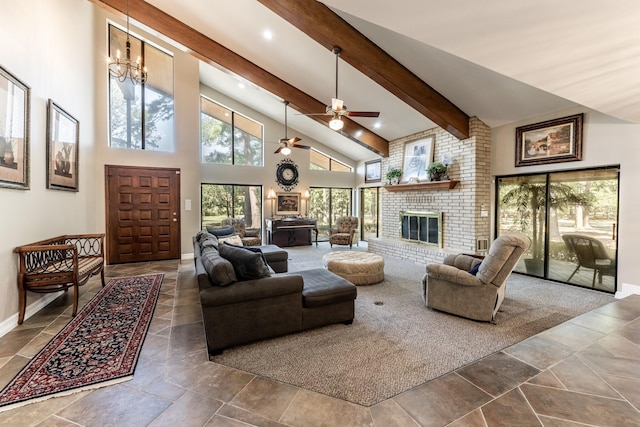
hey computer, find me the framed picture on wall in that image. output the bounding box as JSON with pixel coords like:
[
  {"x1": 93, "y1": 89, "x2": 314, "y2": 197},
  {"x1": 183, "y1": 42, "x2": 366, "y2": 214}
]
[
  {"x1": 401, "y1": 135, "x2": 434, "y2": 182},
  {"x1": 276, "y1": 192, "x2": 300, "y2": 216},
  {"x1": 46, "y1": 99, "x2": 79, "y2": 191},
  {"x1": 0, "y1": 65, "x2": 30, "y2": 190},
  {"x1": 364, "y1": 159, "x2": 381, "y2": 183},
  {"x1": 515, "y1": 113, "x2": 583, "y2": 167}
]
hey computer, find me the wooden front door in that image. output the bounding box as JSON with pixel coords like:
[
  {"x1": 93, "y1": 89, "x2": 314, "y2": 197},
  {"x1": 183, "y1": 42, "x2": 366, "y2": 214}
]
[{"x1": 105, "y1": 165, "x2": 181, "y2": 264}]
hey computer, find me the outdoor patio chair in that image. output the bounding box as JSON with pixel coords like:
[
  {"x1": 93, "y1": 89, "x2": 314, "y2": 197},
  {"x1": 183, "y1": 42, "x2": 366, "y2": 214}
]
[{"x1": 562, "y1": 233, "x2": 616, "y2": 287}]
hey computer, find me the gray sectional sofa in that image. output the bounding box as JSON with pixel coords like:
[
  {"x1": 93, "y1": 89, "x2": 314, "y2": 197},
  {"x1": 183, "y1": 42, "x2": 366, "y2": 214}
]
[{"x1": 194, "y1": 231, "x2": 357, "y2": 355}]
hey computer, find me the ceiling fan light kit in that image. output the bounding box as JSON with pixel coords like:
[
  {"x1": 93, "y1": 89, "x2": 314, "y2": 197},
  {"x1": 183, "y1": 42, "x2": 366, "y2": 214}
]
[
  {"x1": 329, "y1": 116, "x2": 344, "y2": 130},
  {"x1": 273, "y1": 100, "x2": 310, "y2": 154}
]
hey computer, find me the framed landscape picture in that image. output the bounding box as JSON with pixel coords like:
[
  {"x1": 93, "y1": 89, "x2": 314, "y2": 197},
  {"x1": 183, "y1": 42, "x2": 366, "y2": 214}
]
[
  {"x1": 46, "y1": 99, "x2": 79, "y2": 191},
  {"x1": 0, "y1": 65, "x2": 30, "y2": 190},
  {"x1": 364, "y1": 159, "x2": 381, "y2": 183},
  {"x1": 401, "y1": 135, "x2": 434, "y2": 182},
  {"x1": 515, "y1": 113, "x2": 583, "y2": 167}
]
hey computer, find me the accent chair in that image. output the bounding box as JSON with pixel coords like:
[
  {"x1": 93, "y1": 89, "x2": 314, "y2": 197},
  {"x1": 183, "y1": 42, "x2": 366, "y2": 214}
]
[
  {"x1": 329, "y1": 216, "x2": 359, "y2": 249},
  {"x1": 221, "y1": 217, "x2": 262, "y2": 246},
  {"x1": 422, "y1": 233, "x2": 531, "y2": 323},
  {"x1": 562, "y1": 233, "x2": 615, "y2": 287}
]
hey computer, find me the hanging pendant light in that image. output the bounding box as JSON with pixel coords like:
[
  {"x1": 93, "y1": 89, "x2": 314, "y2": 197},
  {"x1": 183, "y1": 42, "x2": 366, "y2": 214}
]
[{"x1": 108, "y1": 0, "x2": 147, "y2": 85}]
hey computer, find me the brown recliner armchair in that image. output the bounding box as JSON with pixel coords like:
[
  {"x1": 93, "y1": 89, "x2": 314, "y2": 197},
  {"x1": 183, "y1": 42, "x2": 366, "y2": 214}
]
[
  {"x1": 221, "y1": 217, "x2": 261, "y2": 246},
  {"x1": 422, "y1": 233, "x2": 531, "y2": 323},
  {"x1": 329, "y1": 216, "x2": 359, "y2": 249}
]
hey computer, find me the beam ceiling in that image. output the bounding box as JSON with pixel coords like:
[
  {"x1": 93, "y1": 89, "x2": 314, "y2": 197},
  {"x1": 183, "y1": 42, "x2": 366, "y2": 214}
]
[
  {"x1": 258, "y1": 0, "x2": 470, "y2": 140},
  {"x1": 91, "y1": 0, "x2": 389, "y2": 156}
]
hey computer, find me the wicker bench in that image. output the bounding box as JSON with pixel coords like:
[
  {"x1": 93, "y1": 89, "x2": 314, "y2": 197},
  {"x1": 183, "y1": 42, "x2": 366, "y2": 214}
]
[{"x1": 14, "y1": 234, "x2": 105, "y2": 324}]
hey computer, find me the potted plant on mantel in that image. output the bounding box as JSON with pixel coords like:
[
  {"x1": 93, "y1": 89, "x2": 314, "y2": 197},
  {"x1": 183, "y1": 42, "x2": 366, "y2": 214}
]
[
  {"x1": 386, "y1": 168, "x2": 402, "y2": 185},
  {"x1": 427, "y1": 162, "x2": 448, "y2": 181}
]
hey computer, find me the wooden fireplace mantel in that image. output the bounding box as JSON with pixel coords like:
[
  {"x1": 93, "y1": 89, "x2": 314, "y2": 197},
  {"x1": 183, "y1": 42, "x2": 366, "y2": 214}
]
[{"x1": 383, "y1": 180, "x2": 460, "y2": 192}]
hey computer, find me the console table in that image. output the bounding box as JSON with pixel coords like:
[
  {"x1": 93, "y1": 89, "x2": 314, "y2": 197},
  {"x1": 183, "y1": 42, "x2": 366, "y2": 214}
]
[{"x1": 266, "y1": 218, "x2": 318, "y2": 247}]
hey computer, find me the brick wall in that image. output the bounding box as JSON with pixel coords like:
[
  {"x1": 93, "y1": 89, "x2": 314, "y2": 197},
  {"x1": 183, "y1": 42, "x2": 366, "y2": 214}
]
[{"x1": 369, "y1": 117, "x2": 491, "y2": 266}]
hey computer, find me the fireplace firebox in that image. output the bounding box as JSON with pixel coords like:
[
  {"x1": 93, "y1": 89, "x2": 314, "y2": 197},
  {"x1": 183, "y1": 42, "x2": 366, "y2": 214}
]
[{"x1": 400, "y1": 211, "x2": 442, "y2": 247}]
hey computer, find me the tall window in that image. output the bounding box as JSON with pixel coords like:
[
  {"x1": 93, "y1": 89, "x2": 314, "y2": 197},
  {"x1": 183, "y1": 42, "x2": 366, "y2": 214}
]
[
  {"x1": 310, "y1": 148, "x2": 351, "y2": 172},
  {"x1": 309, "y1": 187, "x2": 352, "y2": 241},
  {"x1": 201, "y1": 97, "x2": 263, "y2": 166},
  {"x1": 201, "y1": 184, "x2": 262, "y2": 230},
  {"x1": 360, "y1": 187, "x2": 380, "y2": 241},
  {"x1": 108, "y1": 25, "x2": 174, "y2": 151}
]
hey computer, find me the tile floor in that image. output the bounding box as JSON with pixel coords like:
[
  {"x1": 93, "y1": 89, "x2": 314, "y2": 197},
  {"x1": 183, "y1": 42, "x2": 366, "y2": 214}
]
[{"x1": 0, "y1": 257, "x2": 638, "y2": 426}]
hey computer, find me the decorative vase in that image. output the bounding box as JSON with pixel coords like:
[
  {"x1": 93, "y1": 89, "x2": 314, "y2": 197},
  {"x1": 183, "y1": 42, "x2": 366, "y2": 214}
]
[{"x1": 429, "y1": 172, "x2": 443, "y2": 182}]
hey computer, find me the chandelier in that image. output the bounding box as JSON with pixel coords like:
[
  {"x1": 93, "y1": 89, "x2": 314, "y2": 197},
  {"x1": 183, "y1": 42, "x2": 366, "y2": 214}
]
[{"x1": 108, "y1": 0, "x2": 147, "y2": 85}]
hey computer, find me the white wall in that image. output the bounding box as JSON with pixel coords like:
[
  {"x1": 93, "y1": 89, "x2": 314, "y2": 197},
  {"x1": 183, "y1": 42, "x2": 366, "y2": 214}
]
[
  {"x1": 0, "y1": 0, "x2": 97, "y2": 327},
  {"x1": 492, "y1": 107, "x2": 640, "y2": 291}
]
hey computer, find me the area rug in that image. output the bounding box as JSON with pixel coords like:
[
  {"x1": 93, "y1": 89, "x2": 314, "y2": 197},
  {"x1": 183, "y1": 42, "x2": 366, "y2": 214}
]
[
  {"x1": 212, "y1": 249, "x2": 614, "y2": 406},
  {"x1": 0, "y1": 274, "x2": 163, "y2": 412}
]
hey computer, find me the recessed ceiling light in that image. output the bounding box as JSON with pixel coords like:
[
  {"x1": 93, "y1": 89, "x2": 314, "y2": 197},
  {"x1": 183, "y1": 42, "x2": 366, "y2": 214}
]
[
  {"x1": 238, "y1": 83, "x2": 245, "y2": 89},
  {"x1": 374, "y1": 122, "x2": 381, "y2": 129},
  {"x1": 355, "y1": 130, "x2": 363, "y2": 138},
  {"x1": 262, "y1": 29, "x2": 273, "y2": 40}
]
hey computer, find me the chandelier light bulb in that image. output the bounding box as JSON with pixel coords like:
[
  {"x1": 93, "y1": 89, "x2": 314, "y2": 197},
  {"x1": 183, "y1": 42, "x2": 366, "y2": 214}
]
[{"x1": 329, "y1": 116, "x2": 344, "y2": 131}]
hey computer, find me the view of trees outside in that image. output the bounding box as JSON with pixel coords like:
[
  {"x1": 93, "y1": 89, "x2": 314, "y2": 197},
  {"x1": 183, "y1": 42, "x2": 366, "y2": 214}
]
[
  {"x1": 497, "y1": 167, "x2": 618, "y2": 291},
  {"x1": 201, "y1": 184, "x2": 262, "y2": 230},
  {"x1": 109, "y1": 26, "x2": 174, "y2": 151},
  {"x1": 361, "y1": 187, "x2": 380, "y2": 241},
  {"x1": 309, "y1": 187, "x2": 351, "y2": 241},
  {"x1": 201, "y1": 97, "x2": 263, "y2": 166}
]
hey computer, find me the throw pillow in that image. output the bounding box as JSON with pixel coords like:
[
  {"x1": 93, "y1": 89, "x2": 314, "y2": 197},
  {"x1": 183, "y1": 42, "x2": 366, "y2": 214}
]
[
  {"x1": 219, "y1": 242, "x2": 271, "y2": 281},
  {"x1": 196, "y1": 230, "x2": 215, "y2": 243},
  {"x1": 206, "y1": 225, "x2": 236, "y2": 238},
  {"x1": 469, "y1": 262, "x2": 481, "y2": 276},
  {"x1": 218, "y1": 235, "x2": 243, "y2": 246},
  {"x1": 200, "y1": 247, "x2": 237, "y2": 286},
  {"x1": 200, "y1": 236, "x2": 218, "y2": 250}
]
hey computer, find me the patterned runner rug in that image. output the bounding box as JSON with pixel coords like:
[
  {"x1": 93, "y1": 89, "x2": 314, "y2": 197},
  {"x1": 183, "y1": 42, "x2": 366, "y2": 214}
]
[{"x1": 0, "y1": 274, "x2": 163, "y2": 412}]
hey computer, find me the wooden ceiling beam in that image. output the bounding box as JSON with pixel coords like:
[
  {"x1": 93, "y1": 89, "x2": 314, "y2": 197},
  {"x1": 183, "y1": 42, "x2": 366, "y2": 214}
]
[
  {"x1": 258, "y1": 0, "x2": 470, "y2": 140},
  {"x1": 91, "y1": 0, "x2": 389, "y2": 156}
]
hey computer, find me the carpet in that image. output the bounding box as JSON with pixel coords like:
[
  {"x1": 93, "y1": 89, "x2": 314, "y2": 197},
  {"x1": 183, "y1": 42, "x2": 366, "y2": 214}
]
[
  {"x1": 0, "y1": 274, "x2": 163, "y2": 412},
  {"x1": 212, "y1": 247, "x2": 614, "y2": 406}
]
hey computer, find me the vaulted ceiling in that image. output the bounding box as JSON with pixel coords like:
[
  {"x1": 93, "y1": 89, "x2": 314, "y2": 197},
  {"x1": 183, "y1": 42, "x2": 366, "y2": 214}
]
[{"x1": 93, "y1": 0, "x2": 639, "y2": 161}]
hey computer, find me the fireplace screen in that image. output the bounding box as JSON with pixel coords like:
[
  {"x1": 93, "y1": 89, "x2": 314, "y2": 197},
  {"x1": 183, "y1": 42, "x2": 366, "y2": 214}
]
[{"x1": 400, "y1": 211, "x2": 442, "y2": 247}]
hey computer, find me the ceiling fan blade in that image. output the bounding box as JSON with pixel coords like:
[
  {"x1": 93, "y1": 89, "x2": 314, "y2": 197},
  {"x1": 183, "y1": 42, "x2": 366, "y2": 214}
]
[
  {"x1": 292, "y1": 143, "x2": 311, "y2": 150},
  {"x1": 288, "y1": 137, "x2": 302, "y2": 144},
  {"x1": 346, "y1": 111, "x2": 380, "y2": 118},
  {"x1": 274, "y1": 146, "x2": 283, "y2": 154},
  {"x1": 331, "y1": 98, "x2": 344, "y2": 112}
]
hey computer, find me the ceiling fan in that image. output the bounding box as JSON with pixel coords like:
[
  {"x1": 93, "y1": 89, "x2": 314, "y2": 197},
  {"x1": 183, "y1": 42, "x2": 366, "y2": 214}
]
[
  {"x1": 305, "y1": 47, "x2": 380, "y2": 131},
  {"x1": 274, "y1": 101, "x2": 310, "y2": 155}
]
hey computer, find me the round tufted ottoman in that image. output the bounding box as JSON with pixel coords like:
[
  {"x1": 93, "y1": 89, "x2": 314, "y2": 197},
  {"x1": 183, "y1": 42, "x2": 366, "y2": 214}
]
[{"x1": 322, "y1": 251, "x2": 385, "y2": 285}]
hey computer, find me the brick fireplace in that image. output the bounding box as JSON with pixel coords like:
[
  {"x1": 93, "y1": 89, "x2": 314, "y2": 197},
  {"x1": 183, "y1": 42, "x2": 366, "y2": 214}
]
[{"x1": 368, "y1": 117, "x2": 491, "y2": 266}]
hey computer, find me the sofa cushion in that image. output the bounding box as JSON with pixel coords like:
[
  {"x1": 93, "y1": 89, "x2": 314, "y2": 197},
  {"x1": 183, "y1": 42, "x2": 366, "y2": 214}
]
[
  {"x1": 298, "y1": 268, "x2": 357, "y2": 308},
  {"x1": 219, "y1": 242, "x2": 272, "y2": 281},
  {"x1": 201, "y1": 246, "x2": 237, "y2": 286},
  {"x1": 196, "y1": 230, "x2": 215, "y2": 243},
  {"x1": 200, "y1": 235, "x2": 218, "y2": 250}
]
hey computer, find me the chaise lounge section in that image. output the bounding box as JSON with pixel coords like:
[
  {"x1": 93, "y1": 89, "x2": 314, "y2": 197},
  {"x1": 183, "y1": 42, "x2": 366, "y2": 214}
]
[{"x1": 193, "y1": 232, "x2": 357, "y2": 355}]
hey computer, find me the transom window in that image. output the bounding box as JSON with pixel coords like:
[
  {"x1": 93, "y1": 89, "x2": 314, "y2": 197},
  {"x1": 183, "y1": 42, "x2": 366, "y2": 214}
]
[
  {"x1": 108, "y1": 25, "x2": 174, "y2": 151},
  {"x1": 201, "y1": 96, "x2": 263, "y2": 166},
  {"x1": 310, "y1": 148, "x2": 351, "y2": 172}
]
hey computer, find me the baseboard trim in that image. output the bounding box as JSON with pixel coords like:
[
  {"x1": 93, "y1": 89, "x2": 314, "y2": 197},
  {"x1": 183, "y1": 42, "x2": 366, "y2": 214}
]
[
  {"x1": 615, "y1": 282, "x2": 640, "y2": 299},
  {"x1": 181, "y1": 252, "x2": 194, "y2": 261},
  {"x1": 0, "y1": 293, "x2": 60, "y2": 338}
]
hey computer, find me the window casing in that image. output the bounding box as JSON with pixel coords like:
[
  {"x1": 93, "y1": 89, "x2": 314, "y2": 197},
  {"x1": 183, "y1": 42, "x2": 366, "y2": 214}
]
[
  {"x1": 108, "y1": 25, "x2": 174, "y2": 151},
  {"x1": 310, "y1": 148, "x2": 351, "y2": 172},
  {"x1": 201, "y1": 96, "x2": 263, "y2": 166}
]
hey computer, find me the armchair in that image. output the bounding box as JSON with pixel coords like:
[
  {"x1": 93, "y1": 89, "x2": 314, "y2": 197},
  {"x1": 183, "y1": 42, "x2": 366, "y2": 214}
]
[
  {"x1": 329, "y1": 216, "x2": 359, "y2": 249},
  {"x1": 422, "y1": 233, "x2": 530, "y2": 323},
  {"x1": 221, "y1": 217, "x2": 262, "y2": 246},
  {"x1": 562, "y1": 233, "x2": 615, "y2": 287}
]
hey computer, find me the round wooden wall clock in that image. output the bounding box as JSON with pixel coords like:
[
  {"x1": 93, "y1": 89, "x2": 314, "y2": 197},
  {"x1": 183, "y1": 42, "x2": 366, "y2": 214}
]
[{"x1": 276, "y1": 158, "x2": 299, "y2": 192}]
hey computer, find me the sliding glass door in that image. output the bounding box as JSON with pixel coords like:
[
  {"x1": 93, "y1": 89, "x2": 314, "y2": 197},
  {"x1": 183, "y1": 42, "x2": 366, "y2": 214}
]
[
  {"x1": 497, "y1": 166, "x2": 619, "y2": 293},
  {"x1": 310, "y1": 187, "x2": 352, "y2": 242}
]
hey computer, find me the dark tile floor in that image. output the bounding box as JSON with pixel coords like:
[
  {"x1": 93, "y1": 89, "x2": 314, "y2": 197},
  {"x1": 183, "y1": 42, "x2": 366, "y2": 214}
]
[{"x1": 0, "y1": 258, "x2": 638, "y2": 426}]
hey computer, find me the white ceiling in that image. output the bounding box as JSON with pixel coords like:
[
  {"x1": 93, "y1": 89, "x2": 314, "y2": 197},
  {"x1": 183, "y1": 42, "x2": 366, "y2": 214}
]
[{"x1": 143, "y1": 0, "x2": 639, "y2": 161}]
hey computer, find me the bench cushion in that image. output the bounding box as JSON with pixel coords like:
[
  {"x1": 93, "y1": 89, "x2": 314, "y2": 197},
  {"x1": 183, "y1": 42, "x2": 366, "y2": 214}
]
[{"x1": 297, "y1": 268, "x2": 357, "y2": 308}]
